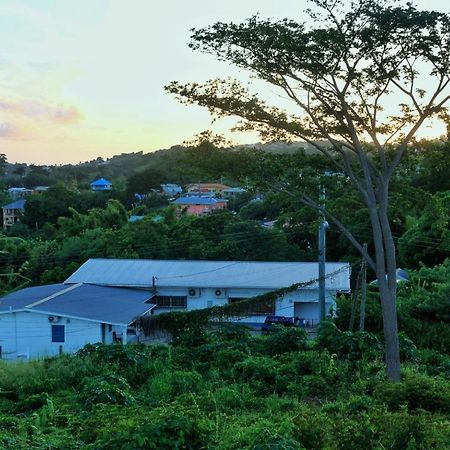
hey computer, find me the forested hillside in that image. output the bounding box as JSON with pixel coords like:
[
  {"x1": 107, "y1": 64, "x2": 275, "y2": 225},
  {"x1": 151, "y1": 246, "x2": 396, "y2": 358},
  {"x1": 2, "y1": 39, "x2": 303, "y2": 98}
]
[
  {"x1": 0, "y1": 139, "x2": 449, "y2": 293},
  {"x1": 0, "y1": 139, "x2": 449, "y2": 448}
]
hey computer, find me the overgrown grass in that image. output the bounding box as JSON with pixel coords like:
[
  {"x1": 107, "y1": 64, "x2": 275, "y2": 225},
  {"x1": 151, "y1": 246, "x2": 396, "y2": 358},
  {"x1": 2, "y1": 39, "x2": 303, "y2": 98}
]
[{"x1": 0, "y1": 325, "x2": 449, "y2": 449}]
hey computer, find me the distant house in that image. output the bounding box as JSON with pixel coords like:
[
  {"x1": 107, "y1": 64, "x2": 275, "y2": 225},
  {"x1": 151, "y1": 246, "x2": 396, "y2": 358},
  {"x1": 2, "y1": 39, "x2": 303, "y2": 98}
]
[
  {"x1": 33, "y1": 186, "x2": 50, "y2": 194},
  {"x1": 222, "y1": 187, "x2": 246, "y2": 198},
  {"x1": 186, "y1": 183, "x2": 231, "y2": 196},
  {"x1": 2, "y1": 199, "x2": 26, "y2": 230},
  {"x1": 90, "y1": 178, "x2": 112, "y2": 191},
  {"x1": 7, "y1": 187, "x2": 33, "y2": 199},
  {"x1": 0, "y1": 283, "x2": 155, "y2": 360},
  {"x1": 161, "y1": 184, "x2": 182, "y2": 197},
  {"x1": 128, "y1": 215, "x2": 146, "y2": 223},
  {"x1": 173, "y1": 196, "x2": 227, "y2": 216}
]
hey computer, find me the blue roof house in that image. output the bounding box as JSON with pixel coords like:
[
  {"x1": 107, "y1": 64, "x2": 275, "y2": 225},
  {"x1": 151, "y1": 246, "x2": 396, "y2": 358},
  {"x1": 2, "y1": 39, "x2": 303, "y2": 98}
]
[
  {"x1": 0, "y1": 283, "x2": 155, "y2": 360},
  {"x1": 90, "y1": 178, "x2": 112, "y2": 191},
  {"x1": 2, "y1": 198, "x2": 26, "y2": 230},
  {"x1": 172, "y1": 196, "x2": 227, "y2": 216}
]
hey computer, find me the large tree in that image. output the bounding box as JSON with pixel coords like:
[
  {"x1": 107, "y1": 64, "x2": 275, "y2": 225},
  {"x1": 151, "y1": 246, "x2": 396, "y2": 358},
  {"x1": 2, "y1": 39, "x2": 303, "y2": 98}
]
[{"x1": 166, "y1": 0, "x2": 450, "y2": 381}]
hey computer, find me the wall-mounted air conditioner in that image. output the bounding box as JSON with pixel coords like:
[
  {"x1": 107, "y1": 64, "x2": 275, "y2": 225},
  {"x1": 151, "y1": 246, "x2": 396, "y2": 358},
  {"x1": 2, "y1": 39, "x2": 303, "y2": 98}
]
[
  {"x1": 214, "y1": 289, "x2": 227, "y2": 299},
  {"x1": 188, "y1": 288, "x2": 201, "y2": 298},
  {"x1": 48, "y1": 316, "x2": 61, "y2": 323}
]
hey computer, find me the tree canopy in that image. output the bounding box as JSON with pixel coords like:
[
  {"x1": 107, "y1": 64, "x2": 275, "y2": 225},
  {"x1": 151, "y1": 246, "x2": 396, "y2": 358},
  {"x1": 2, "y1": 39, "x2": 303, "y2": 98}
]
[{"x1": 166, "y1": 0, "x2": 450, "y2": 381}]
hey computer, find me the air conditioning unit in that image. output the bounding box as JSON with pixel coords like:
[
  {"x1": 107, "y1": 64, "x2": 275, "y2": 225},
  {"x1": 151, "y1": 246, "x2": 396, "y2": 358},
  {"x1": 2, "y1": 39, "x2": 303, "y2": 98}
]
[
  {"x1": 214, "y1": 289, "x2": 227, "y2": 299},
  {"x1": 48, "y1": 316, "x2": 61, "y2": 323},
  {"x1": 188, "y1": 288, "x2": 200, "y2": 298}
]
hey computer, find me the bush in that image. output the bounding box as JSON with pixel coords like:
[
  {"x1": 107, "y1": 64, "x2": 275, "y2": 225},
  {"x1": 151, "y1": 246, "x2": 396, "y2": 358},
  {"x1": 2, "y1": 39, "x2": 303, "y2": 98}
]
[
  {"x1": 374, "y1": 371, "x2": 450, "y2": 413},
  {"x1": 259, "y1": 326, "x2": 308, "y2": 356},
  {"x1": 418, "y1": 349, "x2": 450, "y2": 377},
  {"x1": 82, "y1": 405, "x2": 207, "y2": 450},
  {"x1": 82, "y1": 374, "x2": 135, "y2": 409},
  {"x1": 233, "y1": 356, "x2": 279, "y2": 394},
  {"x1": 316, "y1": 321, "x2": 383, "y2": 361}
]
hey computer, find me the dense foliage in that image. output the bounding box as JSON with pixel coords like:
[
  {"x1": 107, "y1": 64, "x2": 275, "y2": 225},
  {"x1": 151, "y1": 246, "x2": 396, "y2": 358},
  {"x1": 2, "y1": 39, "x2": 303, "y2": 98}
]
[
  {"x1": 0, "y1": 138, "x2": 449, "y2": 447},
  {"x1": 0, "y1": 325, "x2": 449, "y2": 449},
  {"x1": 1, "y1": 140, "x2": 449, "y2": 294}
]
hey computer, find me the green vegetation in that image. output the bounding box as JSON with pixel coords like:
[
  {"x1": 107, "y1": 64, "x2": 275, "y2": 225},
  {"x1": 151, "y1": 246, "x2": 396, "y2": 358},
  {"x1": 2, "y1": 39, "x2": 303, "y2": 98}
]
[
  {"x1": 1, "y1": 139, "x2": 449, "y2": 294},
  {"x1": 0, "y1": 106, "x2": 449, "y2": 449},
  {"x1": 0, "y1": 323, "x2": 449, "y2": 449}
]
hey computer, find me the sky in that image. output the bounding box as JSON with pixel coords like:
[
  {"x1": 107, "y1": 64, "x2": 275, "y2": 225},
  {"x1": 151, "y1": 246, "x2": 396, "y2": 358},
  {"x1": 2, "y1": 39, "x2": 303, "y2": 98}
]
[{"x1": 1, "y1": 0, "x2": 450, "y2": 165}]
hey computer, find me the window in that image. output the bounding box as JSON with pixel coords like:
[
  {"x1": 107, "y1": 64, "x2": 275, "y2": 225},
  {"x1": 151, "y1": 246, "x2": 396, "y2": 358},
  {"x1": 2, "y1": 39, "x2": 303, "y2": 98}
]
[
  {"x1": 229, "y1": 297, "x2": 274, "y2": 315},
  {"x1": 51, "y1": 325, "x2": 65, "y2": 343},
  {"x1": 155, "y1": 296, "x2": 187, "y2": 308}
]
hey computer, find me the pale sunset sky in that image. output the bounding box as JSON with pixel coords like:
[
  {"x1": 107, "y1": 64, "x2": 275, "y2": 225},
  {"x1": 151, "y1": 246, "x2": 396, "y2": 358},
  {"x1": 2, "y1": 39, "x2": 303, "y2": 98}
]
[{"x1": 1, "y1": 0, "x2": 449, "y2": 165}]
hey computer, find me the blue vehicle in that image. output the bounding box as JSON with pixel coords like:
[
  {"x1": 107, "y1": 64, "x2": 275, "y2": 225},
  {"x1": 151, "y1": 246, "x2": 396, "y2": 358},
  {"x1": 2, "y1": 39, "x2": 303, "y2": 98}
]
[{"x1": 261, "y1": 315, "x2": 299, "y2": 334}]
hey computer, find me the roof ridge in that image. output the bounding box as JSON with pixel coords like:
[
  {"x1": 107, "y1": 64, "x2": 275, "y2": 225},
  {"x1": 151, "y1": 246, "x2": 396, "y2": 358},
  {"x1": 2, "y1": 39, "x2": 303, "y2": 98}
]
[{"x1": 25, "y1": 283, "x2": 83, "y2": 309}]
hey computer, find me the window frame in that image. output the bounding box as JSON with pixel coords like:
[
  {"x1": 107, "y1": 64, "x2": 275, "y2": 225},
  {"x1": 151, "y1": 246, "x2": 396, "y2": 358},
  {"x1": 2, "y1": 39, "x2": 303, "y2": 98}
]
[{"x1": 155, "y1": 295, "x2": 187, "y2": 308}]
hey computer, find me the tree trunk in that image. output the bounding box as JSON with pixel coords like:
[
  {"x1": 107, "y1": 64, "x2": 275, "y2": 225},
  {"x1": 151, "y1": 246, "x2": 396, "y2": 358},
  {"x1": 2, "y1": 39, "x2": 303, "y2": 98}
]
[
  {"x1": 378, "y1": 280, "x2": 401, "y2": 381},
  {"x1": 367, "y1": 194, "x2": 401, "y2": 382}
]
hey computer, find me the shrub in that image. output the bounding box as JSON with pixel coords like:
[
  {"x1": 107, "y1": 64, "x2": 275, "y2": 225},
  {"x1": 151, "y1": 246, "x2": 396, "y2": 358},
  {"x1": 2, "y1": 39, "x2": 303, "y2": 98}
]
[
  {"x1": 374, "y1": 371, "x2": 450, "y2": 413},
  {"x1": 418, "y1": 349, "x2": 450, "y2": 377},
  {"x1": 316, "y1": 321, "x2": 384, "y2": 361},
  {"x1": 259, "y1": 326, "x2": 308, "y2": 356},
  {"x1": 233, "y1": 356, "x2": 279, "y2": 394},
  {"x1": 82, "y1": 374, "x2": 135, "y2": 409},
  {"x1": 77, "y1": 343, "x2": 148, "y2": 366},
  {"x1": 83, "y1": 405, "x2": 207, "y2": 450}
]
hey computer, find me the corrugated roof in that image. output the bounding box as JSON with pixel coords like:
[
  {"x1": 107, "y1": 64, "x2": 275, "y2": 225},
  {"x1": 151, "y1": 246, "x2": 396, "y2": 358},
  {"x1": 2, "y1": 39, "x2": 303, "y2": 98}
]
[
  {"x1": 90, "y1": 178, "x2": 112, "y2": 186},
  {"x1": 173, "y1": 197, "x2": 227, "y2": 205},
  {"x1": 128, "y1": 215, "x2": 146, "y2": 222},
  {"x1": 65, "y1": 259, "x2": 350, "y2": 290},
  {"x1": 2, "y1": 199, "x2": 26, "y2": 210},
  {"x1": 0, "y1": 283, "x2": 154, "y2": 325}
]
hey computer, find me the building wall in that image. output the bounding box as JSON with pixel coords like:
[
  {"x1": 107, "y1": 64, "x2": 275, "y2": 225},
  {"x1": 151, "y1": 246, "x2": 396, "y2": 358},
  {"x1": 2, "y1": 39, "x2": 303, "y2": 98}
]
[
  {"x1": 152, "y1": 286, "x2": 336, "y2": 325},
  {"x1": 0, "y1": 311, "x2": 103, "y2": 360},
  {"x1": 176, "y1": 203, "x2": 227, "y2": 216},
  {"x1": 2, "y1": 208, "x2": 23, "y2": 230},
  {"x1": 91, "y1": 184, "x2": 111, "y2": 191}
]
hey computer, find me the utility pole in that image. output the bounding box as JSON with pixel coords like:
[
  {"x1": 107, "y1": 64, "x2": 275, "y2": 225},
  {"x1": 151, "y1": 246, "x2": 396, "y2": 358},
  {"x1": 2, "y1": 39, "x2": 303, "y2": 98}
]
[
  {"x1": 348, "y1": 267, "x2": 362, "y2": 332},
  {"x1": 359, "y1": 243, "x2": 368, "y2": 332},
  {"x1": 318, "y1": 218, "x2": 329, "y2": 322}
]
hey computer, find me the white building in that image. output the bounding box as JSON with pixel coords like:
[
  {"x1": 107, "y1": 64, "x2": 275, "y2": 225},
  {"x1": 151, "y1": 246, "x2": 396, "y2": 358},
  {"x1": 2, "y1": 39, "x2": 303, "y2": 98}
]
[
  {"x1": 0, "y1": 283, "x2": 154, "y2": 360},
  {"x1": 66, "y1": 258, "x2": 351, "y2": 326},
  {"x1": 0, "y1": 259, "x2": 350, "y2": 360}
]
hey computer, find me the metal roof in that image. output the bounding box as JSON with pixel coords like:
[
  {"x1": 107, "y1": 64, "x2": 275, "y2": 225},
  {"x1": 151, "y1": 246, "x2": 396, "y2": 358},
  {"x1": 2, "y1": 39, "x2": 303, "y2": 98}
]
[
  {"x1": 0, "y1": 283, "x2": 154, "y2": 325},
  {"x1": 2, "y1": 199, "x2": 26, "y2": 210},
  {"x1": 90, "y1": 178, "x2": 112, "y2": 186},
  {"x1": 173, "y1": 197, "x2": 227, "y2": 205},
  {"x1": 65, "y1": 259, "x2": 351, "y2": 290},
  {"x1": 128, "y1": 215, "x2": 146, "y2": 223}
]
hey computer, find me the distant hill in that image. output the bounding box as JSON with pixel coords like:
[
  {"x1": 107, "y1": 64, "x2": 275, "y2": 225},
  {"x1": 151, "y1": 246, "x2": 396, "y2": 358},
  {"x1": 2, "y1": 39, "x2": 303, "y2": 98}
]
[{"x1": 236, "y1": 140, "x2": 326, "y2": 154}]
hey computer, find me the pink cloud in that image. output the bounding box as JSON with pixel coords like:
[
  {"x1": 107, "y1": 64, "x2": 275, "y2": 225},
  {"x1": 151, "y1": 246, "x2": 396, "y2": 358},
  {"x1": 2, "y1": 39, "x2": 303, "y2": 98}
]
[
  {"x1": 0, "y1": 98, "x2": 83, "y2": 124},
  {"x1": 0, "y1": 122, "x2": 27, "y2": 140},
  {"x1": 51, "y1": 105, "x2": 82, "y2": 124}
]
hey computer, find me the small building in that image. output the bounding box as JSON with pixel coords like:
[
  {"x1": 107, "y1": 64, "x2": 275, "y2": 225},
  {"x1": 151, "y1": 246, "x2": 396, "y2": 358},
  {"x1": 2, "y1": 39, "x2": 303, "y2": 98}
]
[
  {"x1": 186, "y1": 183, "x2": 231, "y2": 196},
  {"x1": 0, "y1": 283, "x2": 155, "y2": 360},
  {"x1": 33, "y1": 186, "x2": 50, "y2": 194},
  {"x1": 161, "y1": 184, "x2": 182, "y2": 197},
  {"x1": 2, "y1": 199, "x2": 26, "y2": 230},
  {"x1": 7, "y1": 187, "x2": 33, "y2": 199},
  {"x1": 222, "y1": 187, "x2": 246, "y2": 198},
  {"x1": 128, "y1": 215, "x2": 146, "y2": 223},
  {"x1": 173, "y1": 196, "x2": 227, "y2": 216},
  {"x1": 66, "y1": 258, "x2": 351, "y2": 327},
  {"x1": 90, "y1": 178, "x2": 112, "y2": 191}
]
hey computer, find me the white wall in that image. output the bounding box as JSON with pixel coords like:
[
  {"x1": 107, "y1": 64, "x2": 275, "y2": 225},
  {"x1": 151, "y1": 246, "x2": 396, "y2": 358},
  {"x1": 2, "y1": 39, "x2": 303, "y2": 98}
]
[
  {"x1": 152, "y1": 286, "x2": 338, "y2": 324},
  {"x1": 0, "y1": 311, "x2": 103, "y2": 360}
]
